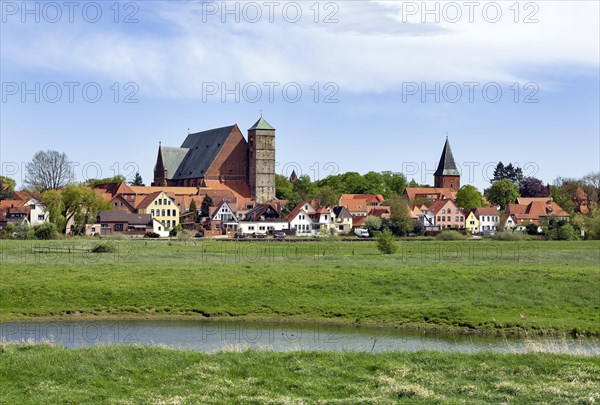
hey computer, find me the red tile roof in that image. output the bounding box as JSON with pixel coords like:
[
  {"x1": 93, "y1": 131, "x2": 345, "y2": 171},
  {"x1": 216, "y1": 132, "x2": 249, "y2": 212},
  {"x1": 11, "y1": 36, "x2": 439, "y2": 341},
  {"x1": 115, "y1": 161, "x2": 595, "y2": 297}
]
[{"x1": 404, "y1": 187, "x2": 455, "y2": 202}]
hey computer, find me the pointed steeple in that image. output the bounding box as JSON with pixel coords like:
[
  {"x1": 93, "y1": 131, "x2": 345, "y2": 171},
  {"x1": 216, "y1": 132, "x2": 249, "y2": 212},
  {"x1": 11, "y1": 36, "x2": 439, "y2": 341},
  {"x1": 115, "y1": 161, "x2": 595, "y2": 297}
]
[
  {"x1": 434, "y1": 137, "x2": 460, "y2": 177},
  {"x1": 289, "y1": 170, "x2": 298, "y2": 183}
]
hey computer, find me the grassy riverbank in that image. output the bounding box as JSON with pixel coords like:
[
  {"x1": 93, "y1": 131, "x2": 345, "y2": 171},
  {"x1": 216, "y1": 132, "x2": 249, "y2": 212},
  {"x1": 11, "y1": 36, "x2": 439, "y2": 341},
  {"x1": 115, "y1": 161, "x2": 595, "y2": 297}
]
[
  {"x1": 1, "y1": 240, "x2": 598, "y2": 335},
  {"x1": 1, "y1": 344, "x2": 598, "y2": 404}
]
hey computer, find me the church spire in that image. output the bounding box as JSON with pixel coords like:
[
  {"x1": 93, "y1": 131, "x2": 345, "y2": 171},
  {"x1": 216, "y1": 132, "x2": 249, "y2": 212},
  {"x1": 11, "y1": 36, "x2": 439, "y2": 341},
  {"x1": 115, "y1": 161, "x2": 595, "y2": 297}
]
[{"x1": 434, "y1": 137, "x2": 460, "y2": 190}]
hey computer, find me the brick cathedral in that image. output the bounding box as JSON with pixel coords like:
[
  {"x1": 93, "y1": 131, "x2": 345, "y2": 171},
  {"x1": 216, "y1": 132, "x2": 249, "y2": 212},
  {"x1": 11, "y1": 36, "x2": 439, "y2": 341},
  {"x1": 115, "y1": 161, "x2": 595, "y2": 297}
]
[{"x1": 152, "y1": 116, "x2": 276, "y2": 203}]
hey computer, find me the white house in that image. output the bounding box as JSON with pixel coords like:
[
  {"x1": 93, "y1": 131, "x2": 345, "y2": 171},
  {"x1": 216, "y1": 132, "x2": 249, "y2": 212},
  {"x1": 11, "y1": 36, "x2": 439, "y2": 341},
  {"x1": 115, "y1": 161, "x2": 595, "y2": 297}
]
[
  {"x1": 288, "y1": 201, "x2": 317, "y2": 236},
  {"x1": 475, "y1": 207, "x2": 500, "y2": 234},
  {"x1": 25, "y1": 197, "x2": 49, "y2": 226},
  {"x1": 237, "y1": 220, "x2": 289, "y2": 235}
]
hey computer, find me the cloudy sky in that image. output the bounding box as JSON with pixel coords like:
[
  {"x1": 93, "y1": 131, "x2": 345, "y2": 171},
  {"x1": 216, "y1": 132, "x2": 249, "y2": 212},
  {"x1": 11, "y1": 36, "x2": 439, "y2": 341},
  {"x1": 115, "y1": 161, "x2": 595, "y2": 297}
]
[{"x1": 1, "y1": 0, "x2": 598, "y2": 189}]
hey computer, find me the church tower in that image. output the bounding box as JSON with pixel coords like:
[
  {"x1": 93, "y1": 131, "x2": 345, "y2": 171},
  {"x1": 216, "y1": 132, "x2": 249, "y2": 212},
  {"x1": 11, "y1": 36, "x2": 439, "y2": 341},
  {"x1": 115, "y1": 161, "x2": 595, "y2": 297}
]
[
  {"x1": 434, "y1": 137, "x2": 460, "y2": 191},
  {"x1": 248, "y1": 116, "x2": 276, "y2": 203}
]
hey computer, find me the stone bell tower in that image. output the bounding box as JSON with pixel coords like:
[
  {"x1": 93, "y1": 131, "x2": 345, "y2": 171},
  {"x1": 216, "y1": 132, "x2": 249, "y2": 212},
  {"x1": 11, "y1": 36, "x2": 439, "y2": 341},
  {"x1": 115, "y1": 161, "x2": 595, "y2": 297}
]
[{"x1": 248, "y1": 116, "x2": 276, "y2": 203}]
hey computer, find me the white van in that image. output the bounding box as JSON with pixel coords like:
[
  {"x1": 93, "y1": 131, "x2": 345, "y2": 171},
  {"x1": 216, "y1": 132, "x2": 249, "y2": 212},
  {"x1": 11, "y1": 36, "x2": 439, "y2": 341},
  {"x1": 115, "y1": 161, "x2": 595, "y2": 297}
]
[{"x1": 354, "y1": 228, "x2": 370, "y2": 238}]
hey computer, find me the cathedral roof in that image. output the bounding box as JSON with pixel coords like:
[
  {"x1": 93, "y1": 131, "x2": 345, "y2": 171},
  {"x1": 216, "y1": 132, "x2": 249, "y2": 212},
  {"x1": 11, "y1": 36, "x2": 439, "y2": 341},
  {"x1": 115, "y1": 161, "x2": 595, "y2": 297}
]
[
  {"x1": 159, "y1": 146, "x2": 190, "y2": 178},
  {"x1": 249, "y1": 117, "x2": 275, "y2": 131},
  {"x1": 172, "y1": 125, "x2": 236, "y2": 180},
  {"x1": 434, "y1": 138, "x2": 460, "y2": 177}
]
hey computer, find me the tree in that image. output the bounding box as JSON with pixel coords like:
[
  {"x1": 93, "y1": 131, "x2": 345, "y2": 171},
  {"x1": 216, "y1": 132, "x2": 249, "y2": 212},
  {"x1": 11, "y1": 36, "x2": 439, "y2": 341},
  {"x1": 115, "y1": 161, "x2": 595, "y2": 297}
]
[
  {"x1": 582, "y1": 171, "x2": 600, "y2": 206},
  {"x1": 388, "y1": 196, "x2": 414, "y2": 235},
  {"x1": 381, "y1": 171, "x2": 407, "y2": 198},
  {"x1": 313, "y1": 186, "x2": 340, "y2": 207},
  {"x1": 188, "y1": 199, "x2": 199, "y2": 223},
  {"x1": 293, "y1": 175, "x2": 316, "y2": 200},
  {"x1": 0, "y1": 176, "x2": 16, "y2": 200},
  {"x1": 61, "y1": 184, "x2": 111, "y2": 235},
  {"x1": 39, "y1": 189, "x2": 67, "y2": 232},
  {"x1": 24, "y1": 150, "x2": 74, "y2": 191},
  {"x1": 130, "y1": 172, "x2": 145, "y2": 186},
  {"x1": 377, "y1": 229, "x2": 398, "y2": 254},
  {"x1": 34, "y1": 222, "x2": 58, "y2": 240},
  {"x1": 455, "y1": 185, "x2": 486, "y2": 210},
  {"x1": 519, "y1": 177, "x2": 549, "y2": 198},
  {"x1": 491, "y1": 162, "x2": 523, "y2": 184},
  {"x1": 200, "y1": 195, "x2": 213, "y2": 218},
  {"x1": 84, "y1": 175, "x2": 126, "y2": 187},
  {"x1": 364, "y1": 215, "x2": 383, "y2": 231},
  {"x1": 486, "y1": 179, "x2": 520, "y2": 209}
]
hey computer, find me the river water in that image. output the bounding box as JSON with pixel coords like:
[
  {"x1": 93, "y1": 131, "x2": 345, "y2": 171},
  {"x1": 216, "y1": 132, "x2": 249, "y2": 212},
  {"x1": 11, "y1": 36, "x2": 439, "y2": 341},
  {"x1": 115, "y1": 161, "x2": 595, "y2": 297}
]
[{"x1": 1, "y1": 320, "x2": 598, "y2": 355}]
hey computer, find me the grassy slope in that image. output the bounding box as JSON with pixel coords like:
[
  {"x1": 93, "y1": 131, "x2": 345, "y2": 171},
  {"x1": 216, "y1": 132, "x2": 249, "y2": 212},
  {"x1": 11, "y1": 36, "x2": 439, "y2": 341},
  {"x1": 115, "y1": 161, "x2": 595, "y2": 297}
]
[
  {"x1": 1, "y1": 344, "x2": 599, "y2": 404},
  {"x1": 1, "y1": 240, "x2": 599, "y2": 334}
]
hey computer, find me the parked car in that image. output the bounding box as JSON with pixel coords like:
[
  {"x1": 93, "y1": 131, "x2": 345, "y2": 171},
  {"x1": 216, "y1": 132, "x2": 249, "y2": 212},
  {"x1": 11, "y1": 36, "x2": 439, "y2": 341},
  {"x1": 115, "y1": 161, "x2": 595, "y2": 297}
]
[
  {"x1": 273, "y1": 231, "x2": 286, "y2": 239},
  {"x1": 194, "y1": 231, "x2": 204, "y2": 238},
  {"x1": 252, "y1": 233, "x2": 267, "y2": 239},
  {"x1": 234, "y1": 232, "x2": 248, "y2": 239},
  {"x1": 354, "y1": 228, "x2": 370, "y2": 238}
]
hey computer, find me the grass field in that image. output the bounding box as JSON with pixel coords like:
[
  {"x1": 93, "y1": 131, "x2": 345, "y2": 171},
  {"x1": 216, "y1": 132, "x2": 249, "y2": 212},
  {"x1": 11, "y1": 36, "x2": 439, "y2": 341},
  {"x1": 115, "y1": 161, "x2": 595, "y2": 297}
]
[
  {"x1": 1, "y1": 344, "x2": 598, "y2": 404},
  {"x1": 1, "y1": 239, "x2": 598, "y2": 335}
]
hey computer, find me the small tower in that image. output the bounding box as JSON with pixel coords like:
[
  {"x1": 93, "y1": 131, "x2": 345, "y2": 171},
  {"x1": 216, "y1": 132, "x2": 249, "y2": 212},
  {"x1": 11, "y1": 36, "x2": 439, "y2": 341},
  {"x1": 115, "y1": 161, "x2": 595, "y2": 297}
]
[
  {"x1": 434, "y1": 137, "x2": 460, "y2": 191},
  {"x1": 248, "y1": 116, "x2": 276, "y2": 203},
  {"x1": 153, "y1": 142, "x2": 168, "y2": 187},
  {"x1": 289, "y1": 170, "x2": 298, "y2": 183}
]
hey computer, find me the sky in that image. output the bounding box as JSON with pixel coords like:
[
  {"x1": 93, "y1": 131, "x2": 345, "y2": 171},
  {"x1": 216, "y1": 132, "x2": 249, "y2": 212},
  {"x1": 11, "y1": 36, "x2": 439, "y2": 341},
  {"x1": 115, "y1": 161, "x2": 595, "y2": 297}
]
[{"x1": 1, "y1": 0, "x2": 598, "y2": 191}]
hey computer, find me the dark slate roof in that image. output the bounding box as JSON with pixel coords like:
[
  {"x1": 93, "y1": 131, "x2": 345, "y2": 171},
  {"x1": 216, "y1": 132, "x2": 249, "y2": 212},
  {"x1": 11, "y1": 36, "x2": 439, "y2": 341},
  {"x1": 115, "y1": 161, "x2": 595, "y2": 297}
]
[
  {"x1": 332, "y1": 206, "x2": 352, "y2": 219},
  {"x1": 160, "y1": 146, "x2": 190, "y2": 177},
  {"x1": 97, "y1": 210, "x2": 152, "y2": 225},
  {"x1": 172, "y1": 125, "x2": 235, "y2": 180},
  {"x1": 434, "y1": 138, "x2": 460, "y2": 177},
  {"x1": 248, "y1": 117, "x2": 275, "y2": 131}
]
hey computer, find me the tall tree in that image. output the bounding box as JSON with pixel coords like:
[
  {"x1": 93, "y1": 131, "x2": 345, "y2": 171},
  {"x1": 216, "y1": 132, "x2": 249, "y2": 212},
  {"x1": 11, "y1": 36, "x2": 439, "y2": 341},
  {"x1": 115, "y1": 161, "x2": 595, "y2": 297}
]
[
  {"x1": 62, "y1": 185, "x2": 111, "y2": 235},
  {"x1": 582, "y1": 171, "x2": 600, "y2": 206},
  {"x1": 189, "y1": 199, "x2": 198, "y2": 223},
  {"x1": 455, "y1": 185, "x2": 486, "y2": 210},
  {"x1": 388, "y1": 196, "x2": 414, "y2": 235},
  {"x1": 24, "y1": 150, "x2": 74, "y2": 191},
  {"x1": 0, "y1": 176, "x2": 16, "y2": 200},
  {"x1": 492, "y1": 162, "x2": 524, "y2": 184},
  {"x1": 200, "y1": 195, "x2": 213, "y2": 218},
  {"x1": 130, "y1": 172, "x2": 145, "y2": 186},
  {"x1": 486, "y1": 179, "x2": 520, "y2": 209},
  {"x1": 381, "y1": 171, "x2": 407, "y2": 198},
  {"x1": 292, "y1": 175, "x2": 316, "y2": 200},
  {"x1": 519, "y1": 177, "x2": 549, "y2": 198}
]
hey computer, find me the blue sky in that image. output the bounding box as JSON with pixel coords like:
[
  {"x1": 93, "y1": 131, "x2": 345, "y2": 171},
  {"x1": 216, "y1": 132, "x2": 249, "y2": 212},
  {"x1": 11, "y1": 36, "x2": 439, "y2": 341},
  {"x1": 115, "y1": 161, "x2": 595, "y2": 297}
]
[{"x1": 1, "y1": 1, "x2": 598, "y2": 191}]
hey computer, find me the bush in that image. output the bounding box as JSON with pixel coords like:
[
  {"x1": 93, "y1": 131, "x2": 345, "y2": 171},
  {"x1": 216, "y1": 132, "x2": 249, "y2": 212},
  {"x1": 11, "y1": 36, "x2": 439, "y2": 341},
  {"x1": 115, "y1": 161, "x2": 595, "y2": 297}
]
[
  {"x1": 144, "y1": 232, "x2": 160, "y2": 238},
  {"x1": 91, "y1": 242, "x2": 116, "y2": 253},
  {"x1": 557, "y1": 223, "x2": 578, "y2": 241},
  {"x1": 177, "y1": 229, "x2": 192, "y2": 243},
  {"x1": 525, "y1": 223, "x2": 540, "y2": 235},
  {"x1": 2, "y1": 222, "x2": 34, "y2": 240},
  {"x1": 377, "y1": 229, "x2": 398, "y2": 254},
  {"x1": 492, "y1": 231, "x2": 523, "y2": 241},
  {"x1": 436, "y1": 230, "x2": 466, "y2": 241},
  {"x1": 33, "y1": 222, "x2": 58, "y2": 240}
]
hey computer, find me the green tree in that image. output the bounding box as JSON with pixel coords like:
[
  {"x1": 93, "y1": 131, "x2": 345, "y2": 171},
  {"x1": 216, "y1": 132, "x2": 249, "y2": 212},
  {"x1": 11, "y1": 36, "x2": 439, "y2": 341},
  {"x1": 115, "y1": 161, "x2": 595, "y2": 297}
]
[
  {"x1": 364, "y1": 215, "x2": 383, "y2": 231},
  {"x1": 314, "y1": 185, "x2": 340, "y2": 207},
  {"x1": 377, "y1": 229, "x2": 398, "y2": 254},
  {"x1": 455, "y1": 185, "x2": 486, "y2": 210},
  {"x1": 549, "y1": 185, "x2": 576, "y2": 215},
  {"x1": 129, "y1": 172, "x2": 145, "y2": 186},
  {"x1": 362, "y1": 171, "x2": 385, "y2": 195},
  {"x1": 62, "y1": 185, "x2": 112, "y2": 235},
  {"x1": 389, "y1": 196, "x2": 414, "y2": 235},
  {"x1": 486, "y1": 179, "x2": 520, "y2": 209},
  {"x1": 188, "y1": 199, "x2": 199, "y2": 223},
  {"x1": 39, "y1": 189, "x2": 67, "y2": 232},
  {"x1": 293, "y1": 175, "x2": 316, "y2": 200},
  {"x1": 200, "y1": 195, "x2": 213, "y2": 218},
  {"x1": 0, "y1": 176, "x2": 16, "y2": 200},
  {"x1": 492, "y1": 162, "x2": 523, "y2": 184},
  {"x1": 381, "y1": 171, "x2": 407, "y2": 198},
  {"x1": 84, "y1": 175, "x2": 126, "y2": 187}
]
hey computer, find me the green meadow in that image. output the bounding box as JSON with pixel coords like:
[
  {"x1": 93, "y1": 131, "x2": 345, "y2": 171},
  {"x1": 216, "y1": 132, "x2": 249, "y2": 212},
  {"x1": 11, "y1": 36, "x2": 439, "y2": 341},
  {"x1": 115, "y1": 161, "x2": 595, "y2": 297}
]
[
  {"x1": 1, "y1": 344, "x2": 599, "y2": 404},
  {"x1": 1, "y1": 239, "x2": 598, "y2": 335}
]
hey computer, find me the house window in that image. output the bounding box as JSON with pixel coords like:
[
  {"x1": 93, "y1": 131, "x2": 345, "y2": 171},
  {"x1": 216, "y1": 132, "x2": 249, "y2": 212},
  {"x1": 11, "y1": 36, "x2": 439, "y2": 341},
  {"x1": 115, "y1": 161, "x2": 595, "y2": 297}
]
[
  {"x1": 151, "y1": 209, "x2": 154, "y2": 216},
  {"x1": 162, "y1": 209, "x2": 165, "y2": 216},
  {"x1": 115, "y1": 224, "x2": 123, "y2": 231},
  {"x1": 158, "y1": 199, "x2": 162, "y2": 205},
  {"x1": 167, "y1": 209, "x2": 170, "y2": 216},
  {"x1": 167, "y1": 220, "x2": 171, "y2": 228},
  {"x1": 455, "y1": 216, "x2": 459, "y2": 222},
  {"x1": 259, "y1": 226, "x2": 265, "y2": 231},
  {"x1": 441, "y1": 209, "x2": 445, "y2": 214},
  {"x1": 249, "y1": 226, "x2": 255, "y2": 231},
  {"x1": 38, "y1": 215, "x2": 45, "y2": 220},
  {"x1": 437, "y1": 216, "x2": 441, "y2": 222}
]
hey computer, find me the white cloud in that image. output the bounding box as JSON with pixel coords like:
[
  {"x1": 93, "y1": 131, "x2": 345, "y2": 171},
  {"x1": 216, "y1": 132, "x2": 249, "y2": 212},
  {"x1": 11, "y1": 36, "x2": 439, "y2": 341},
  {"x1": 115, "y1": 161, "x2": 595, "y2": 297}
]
[{"x1": 2, "y1": 1, "x2": 598, "y2": 98}]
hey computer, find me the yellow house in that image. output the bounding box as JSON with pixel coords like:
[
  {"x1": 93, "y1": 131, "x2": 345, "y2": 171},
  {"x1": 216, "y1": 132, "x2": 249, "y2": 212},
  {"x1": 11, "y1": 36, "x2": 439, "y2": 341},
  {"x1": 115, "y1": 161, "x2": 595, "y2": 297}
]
[
  {"x1": 136, "y1": 191, "x2": 180, "y2": 230},
  {"x1": 465, "y1": 210, "x2": 480, "y2": 234}
]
